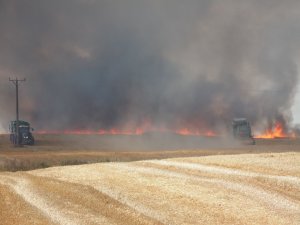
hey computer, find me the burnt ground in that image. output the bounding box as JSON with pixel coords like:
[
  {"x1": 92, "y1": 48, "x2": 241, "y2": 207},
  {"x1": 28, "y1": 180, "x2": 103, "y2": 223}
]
[{"x1": 0, "y1": 133, "x2": 299, "y2": 171}]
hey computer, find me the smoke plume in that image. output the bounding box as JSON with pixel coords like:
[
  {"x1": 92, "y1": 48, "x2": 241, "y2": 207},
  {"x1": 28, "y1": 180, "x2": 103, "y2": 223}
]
[{"x1": 1, "y1": 0, "x2": 300, "y2": 133}]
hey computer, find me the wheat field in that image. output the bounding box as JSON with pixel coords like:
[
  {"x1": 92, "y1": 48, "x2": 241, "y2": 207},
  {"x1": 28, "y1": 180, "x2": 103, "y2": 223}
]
[{"x1": 0, "y1": 151, "x2": 299, "y2": 225}]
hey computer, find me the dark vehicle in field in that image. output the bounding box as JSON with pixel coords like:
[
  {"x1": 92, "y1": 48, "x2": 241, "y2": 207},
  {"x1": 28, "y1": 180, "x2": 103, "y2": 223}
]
[
  {"x1": 232, "y1": 118, "x2": 255, "y2": 145},
  {"x1": 9, "y1": 120, "x2": 34, "y2": 145}
]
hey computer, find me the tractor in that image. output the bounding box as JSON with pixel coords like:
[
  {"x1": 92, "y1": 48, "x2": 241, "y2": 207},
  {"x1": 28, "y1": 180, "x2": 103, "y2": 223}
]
[
  {"x1": 232, "y1": 118, "x2": 255, "y2": 145},
  {"x1": 9, "y1": 120, "x2": 35, "y2": 145}
]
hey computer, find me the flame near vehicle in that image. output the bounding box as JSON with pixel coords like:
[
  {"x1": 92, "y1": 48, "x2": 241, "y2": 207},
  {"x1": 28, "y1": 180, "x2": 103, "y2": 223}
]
[
  {"x1": 35, "y1": 121, "x2": 298, "y2": 140},
  {"x1": 255, "y1": 122, "x2": 296, "y2": 139}
]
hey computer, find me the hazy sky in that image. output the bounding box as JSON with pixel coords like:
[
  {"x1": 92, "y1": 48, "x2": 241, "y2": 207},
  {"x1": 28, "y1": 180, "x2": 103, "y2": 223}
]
[{"x1": 1, "y1": 0, "x2": 300, "y2": 133}]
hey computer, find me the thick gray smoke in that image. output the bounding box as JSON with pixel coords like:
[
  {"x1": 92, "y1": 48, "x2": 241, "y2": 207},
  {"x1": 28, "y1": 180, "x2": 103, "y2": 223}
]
[{"x1": 0, "y1": 0, "x2": 300, "y2": 133}]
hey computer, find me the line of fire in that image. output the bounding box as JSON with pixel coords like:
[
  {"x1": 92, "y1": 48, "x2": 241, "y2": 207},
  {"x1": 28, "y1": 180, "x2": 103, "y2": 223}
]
[
  {"x1": 35, "y1": 120, "x2": 296, "y2": 138},
  {"x1": 7, "y1": 77, "x2": 297, "y2": 147}
]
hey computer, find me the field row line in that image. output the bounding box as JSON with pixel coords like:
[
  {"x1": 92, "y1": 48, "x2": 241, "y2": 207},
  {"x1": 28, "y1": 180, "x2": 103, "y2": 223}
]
[
  {"x1": 0, "y1": 174, "x2": 114, "y2": 225},
  {"x1": 109, "y1": 162, "x2": 300, "y2": 214},
  {"x1": 147, "y1": 160, "x2": 300, "y2": 186}
]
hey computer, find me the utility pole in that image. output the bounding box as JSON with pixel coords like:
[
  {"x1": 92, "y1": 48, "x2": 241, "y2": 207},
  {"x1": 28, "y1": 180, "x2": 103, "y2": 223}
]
[{"x1": 9, "y1": 78, "x2": 26, "y2": 146}]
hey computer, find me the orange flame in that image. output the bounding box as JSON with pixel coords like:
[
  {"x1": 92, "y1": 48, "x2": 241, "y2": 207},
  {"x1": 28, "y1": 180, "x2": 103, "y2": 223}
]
[
  {"x1": 37, "y1": 128, "x2": 144, "y2": 135},
  {"x1": 175, "y1": 128, "x2": 217, "y2": 137},
  {"x1": 256, "y1": 122, "x2": 295, "y2": 139},
  {"x1": 36, "y1": 127, "x2": 217, "y2": 137}
]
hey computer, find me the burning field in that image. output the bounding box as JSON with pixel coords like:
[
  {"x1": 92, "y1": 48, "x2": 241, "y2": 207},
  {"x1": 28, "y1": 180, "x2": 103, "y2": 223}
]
[
  {"x1": 0, "y1": 149, "x2": 299, "y2": 225},
  {"x1": 1, "y1": 1, "x2": 300, "y2": 224},
  {"x1": 1, "y1": 1, "x2": 300, "y2": 140}
]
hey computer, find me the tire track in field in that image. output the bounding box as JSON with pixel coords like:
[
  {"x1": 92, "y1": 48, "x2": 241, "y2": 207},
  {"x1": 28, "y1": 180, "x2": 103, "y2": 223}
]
[
  {"x1": 18, "y1": 153, "x2": 299, "y2": 225},
  {"x1": 114, "y1": 162, "x2": 300, "y2": 214},
  {"x1": 149, "y1": 160, "x2": 300, "y2": 186},
  {"x1": 0, "y1": 182, "x2": 52, "y2": 225},
  {"x1": 30, "y1": 167, "x2": 169, "y2": 225},
  {"x1": 0, "y1": 173, "x2": 164, "y2": 225},
  {"x1": 0, "y1": 175, "x2": 125, "y2": 225},
  {"x1": 28, "y1": 174, "x2": 164, "y2": 225},
  {"x1": 93, "y1": 185, "x2": 169, "y2": 225},
  {"x1": 0, "y1": 174, "x2": 76, "y2": 225}
]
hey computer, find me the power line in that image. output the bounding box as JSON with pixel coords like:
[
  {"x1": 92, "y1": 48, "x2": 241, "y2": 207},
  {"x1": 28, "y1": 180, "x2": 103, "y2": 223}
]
[{"x1": 9, "y1": 77, "x2": 26, "y2": 146}]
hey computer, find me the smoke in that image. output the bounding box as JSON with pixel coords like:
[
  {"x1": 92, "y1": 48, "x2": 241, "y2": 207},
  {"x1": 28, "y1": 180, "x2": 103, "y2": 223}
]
[{"x1": 0, "y1": 0, "x2": 300, "y2": 133}]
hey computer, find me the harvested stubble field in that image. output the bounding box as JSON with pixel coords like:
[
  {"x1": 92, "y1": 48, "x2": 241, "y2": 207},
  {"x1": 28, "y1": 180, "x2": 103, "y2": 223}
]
[{"x1": 0, "y1": 134, "x2": 299, "y2": 225}]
